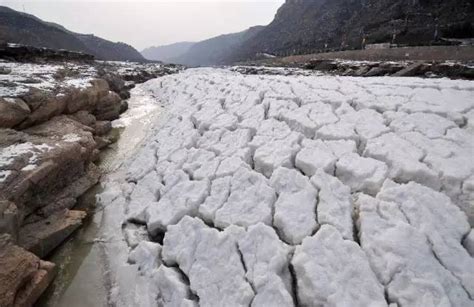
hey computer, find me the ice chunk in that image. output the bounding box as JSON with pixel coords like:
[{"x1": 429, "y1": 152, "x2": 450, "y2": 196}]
[
  {"x1": 127, "y1": 170, "x2": 163, "y2": 223},
  {"x1": 254, "y1": 132, "x2": 301, "y2": 178},
  {"x1": 198, "y1": 176, "x2": 231, "y2": 224},
  {"x1": 339, "y1": 108, "x2": 390, "y2": 142},
  {"x1": 238, "y1": 224, "x2": 294, "y2": 307},
  {"x1": 295, "y1": 139, "x2": 337, "y2": 176},
  {"x1": 311, "y1": 169, "x2": 353, "y2": 240},
  {"x1": 388, "y1": 112, "x2": 456, "y2": 138},
  {"x1": 128, "y1": 241, "x2": 162, "y2": 273},
  {"x1": 324, "y1": 139, "x2": 357, "y2": 158},
  {"x1": 249, "y1": 118, "x2": 292, "y2": 150},
  {"x1": 316, "y1": 121, "x2": 359, "y2": 143},
  {"x1": 214, "y1": 156, "x2": 250, "y2": 178},
  {"x1": 162, "y1": 216, "x2": 254, "y2": 306},
  {"x1": 146, "y1": 179, "x2": 210, "y2": 235},
  {"x1": 464, "y1": 229, "x2": 474, "y2": 257},
  {"x1": 291, "y1": 225, "x2": 386, "y2": 307},
  {"x1": 376, "y1": 181, "x2": 474, "y2": 298},
  {"x1": 270, "y1": 167, "x2": 318, "y2": 244},
  {"x1": 279, "y1": 102, "x2": 338, "y2": 138},
  {"x1": 215, "y1": 168, "x2": 276, "y2": 228},
  {"x1": 154, "y1": 266, "x2": 198, "y2": 307},
  {"x1": 336, "y1": 153, "x2": 388, "y2": 195},
  {"x1": 364, "y1": 133, "x2": 441, "y2": 190},
  {"x1": 356, "y1": 193, "x2": 472, "y2": 306}
]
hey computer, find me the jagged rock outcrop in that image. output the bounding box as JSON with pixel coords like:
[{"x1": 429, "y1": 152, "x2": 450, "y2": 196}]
[
  {"x1": 0, "y1": 67, "x2": 125, "y2": 306},
  {"x1": 0, "y1": 75, "x2": 124, "y2": 243},
  {"x1": 0, "y1": 58, "x2": 183, "y2": 305}
]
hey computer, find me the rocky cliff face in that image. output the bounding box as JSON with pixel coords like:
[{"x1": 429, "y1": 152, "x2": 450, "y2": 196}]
[
  {"x1": 228, "y1": 0, "x2": 474, "y2": 61},
  {"x1": 0, "y1": 6, "x2": 145, "y2": 62},
  {"x1": 0, "y1": 53, "x2": 182, "y2": 305}
]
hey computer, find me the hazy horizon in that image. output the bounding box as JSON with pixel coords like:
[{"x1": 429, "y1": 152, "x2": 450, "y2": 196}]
[{"x1": 0, "y1": 0, "x2": 284, "y2": 50}]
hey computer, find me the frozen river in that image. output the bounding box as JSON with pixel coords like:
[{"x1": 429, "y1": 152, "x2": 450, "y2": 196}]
[{"x1": 69, "y1": 68, "x2": 474, "y2": 306}]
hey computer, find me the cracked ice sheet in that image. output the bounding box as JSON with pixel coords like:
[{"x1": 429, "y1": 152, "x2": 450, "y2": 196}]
[
  {"x1": 96, "y1": 68, "x2": 474, "y2": 306},
  {"x1": 356, "y1": 181, "x2": 474, "y2": 306}
]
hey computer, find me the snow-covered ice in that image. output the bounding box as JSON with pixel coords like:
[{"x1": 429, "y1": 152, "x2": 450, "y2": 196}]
[
  {"x1": 292, "y1": 225, "x2": 387, "y2": 307},
  {"x1": 98, "y1": 68, "x2": 474, "y2": 306}
]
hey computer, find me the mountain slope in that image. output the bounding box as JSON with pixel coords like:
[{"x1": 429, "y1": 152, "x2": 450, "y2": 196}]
[
  {"x1": 0, "y1": 6, "x2": 145, "y2": 61},
  {"x1": 229, "y1": 0, "x2": 474, "y2": 62},
  {"x1": 142, "y1": 42, "x2": 195, "y2": 63},
  {"x1": 170, "y1": 26, "x2": 264, "y2": 66},
  {"x1": 75, "y1": 34, "x2": 144, "y2": 62}
]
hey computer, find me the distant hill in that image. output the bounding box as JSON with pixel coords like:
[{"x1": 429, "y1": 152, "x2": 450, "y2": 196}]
[
  {"x1": 141, "y1": 0, "x2": 474, "y2": 66},
  {"x1": 142, "y1": 42, "x2": 195, "y2": 63},
  {"x1": 166, "y1": 26, "x2": 264, "y2": 67},
  {"x1": 0, "y1": 6, "x2": 145, "y2": 61},
  {"x1": 228, "y1": 0, "x2": 474, "y2": 62}
]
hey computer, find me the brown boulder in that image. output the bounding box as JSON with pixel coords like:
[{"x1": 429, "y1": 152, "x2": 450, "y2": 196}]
[
  {"x1": 94, "y1": 120, "x2": 112, "y2": 136},
  {"x1": 14, "y1": 260, "x2": 56, "y2": 307},
  {"x1": 19, "y1": 209, "x2": 87, "y2": 258},
  {"x1": 0, "y1": 97, "x2": 30, "y2": 128},
  {"x1": 94, "y1": 91, "x2": 122, "y2": 121},
  {"x1": 33, "y1": 163, "x2": 100, "y2": 219},
  {"x1": 0, "y1": 234, "x2": 56, "y2": 307},
  {"x1": 89, "y1": 79, "x2": 110, "y2": 100},
  {"x1": 364, "y1": 66, "x2": 388, "y2": 77},
  {"x1": 18, "y1": 90, "x2": 65, "y2": 129},
  {"x1": 392, "y1": 62, "x2": 424, "y2": 77},
  {"x1": 0, "y1": 201, "x2": 20, "y2": 242},
  {"x1": 0, "y1": 118, "x2": 97, "y2": 216},
  {"x1": 69, "y1": 110, "x2": 97, "y2": 128},
  {"x1": 100, "y1": 73, "x2": 125, "y2": 93},
  {"x1": 63, "y1": 87, "x2": 96, "y2": 114},
  {"x1": 94, "y1": 136, "x2": 112, "y2": 150},
  {"x1": 64, "y1": 79, "x2": 110, "y2": 114}
]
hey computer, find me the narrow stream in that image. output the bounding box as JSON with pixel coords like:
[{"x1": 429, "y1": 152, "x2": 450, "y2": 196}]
[{"x1": 36, "y1": 84, "x2": 161, "y2": 307}]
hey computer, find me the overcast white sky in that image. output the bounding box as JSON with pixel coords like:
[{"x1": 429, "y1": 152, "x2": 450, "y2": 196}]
[{"x1": 1, "y1": 0, "x2": 284, "y2": 50}]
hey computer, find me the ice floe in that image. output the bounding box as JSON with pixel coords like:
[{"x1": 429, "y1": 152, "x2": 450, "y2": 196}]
[{"x1": 97, "y1": 68, "x2": 474, "y2": 306}]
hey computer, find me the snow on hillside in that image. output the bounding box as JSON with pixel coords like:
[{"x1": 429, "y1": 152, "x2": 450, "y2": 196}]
[{"x1": 98, "y1": 68, "x2": 474, "y2": 306}]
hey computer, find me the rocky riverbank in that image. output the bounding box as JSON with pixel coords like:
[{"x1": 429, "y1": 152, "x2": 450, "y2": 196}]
[
  {"x1": 0, "y1": 53, "x2": 181, "y2": 306},
  {"x1": 235, "y1": 59, "x2": 474, "y2": 80},
  {"x1": 303, "y1": 59, "x2": 474, "y2": 79}
]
